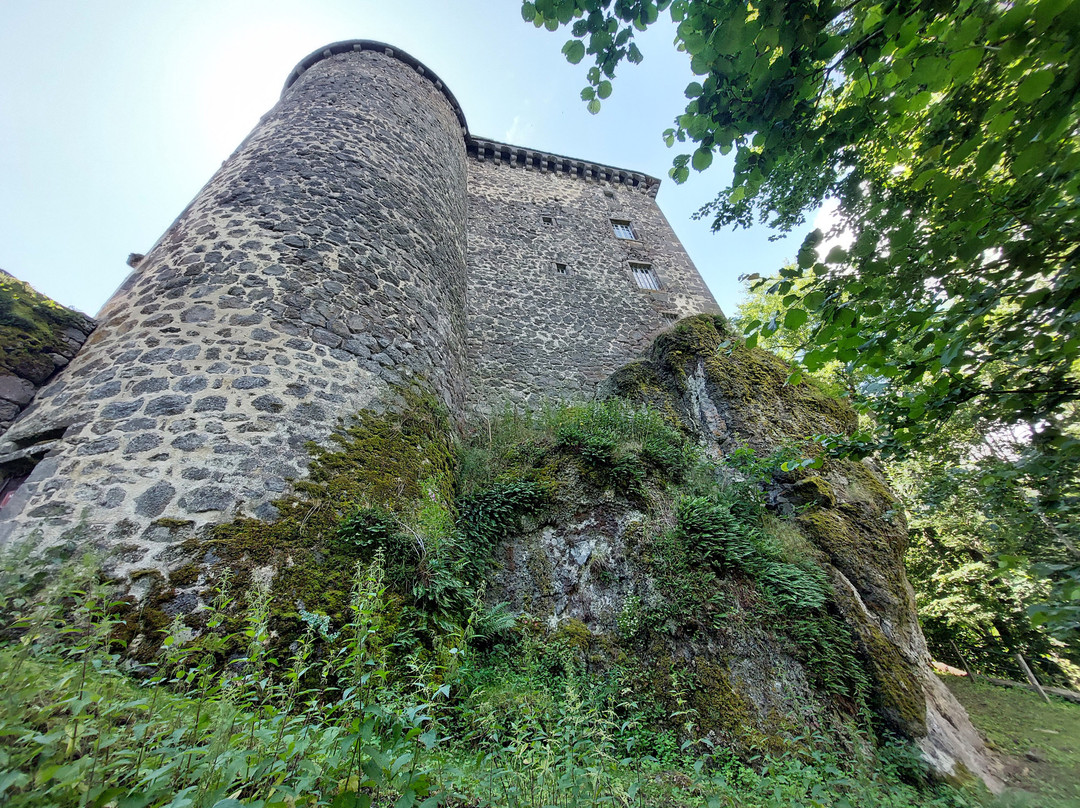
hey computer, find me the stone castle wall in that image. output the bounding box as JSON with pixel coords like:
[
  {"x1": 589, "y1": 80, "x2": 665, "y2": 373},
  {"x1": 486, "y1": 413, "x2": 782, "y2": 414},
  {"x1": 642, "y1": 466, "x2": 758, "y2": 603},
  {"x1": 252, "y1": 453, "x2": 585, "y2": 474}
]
[
  {"x1": 464, "y1": 147, "x2": 719, "y2": 409},
  {"x1": 0, "y1": 41, "x2": 719, "y2": 567}
]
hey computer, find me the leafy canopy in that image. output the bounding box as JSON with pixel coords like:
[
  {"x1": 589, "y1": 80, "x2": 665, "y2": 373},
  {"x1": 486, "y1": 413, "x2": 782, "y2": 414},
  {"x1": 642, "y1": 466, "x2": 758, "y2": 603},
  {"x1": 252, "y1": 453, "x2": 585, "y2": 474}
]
[
  {"x1": 524, "y1": 0, "x2": 1080, "y2": 459},
  {"x1": 737, "y1": 269, "x2": 1080, "y2": 649}
]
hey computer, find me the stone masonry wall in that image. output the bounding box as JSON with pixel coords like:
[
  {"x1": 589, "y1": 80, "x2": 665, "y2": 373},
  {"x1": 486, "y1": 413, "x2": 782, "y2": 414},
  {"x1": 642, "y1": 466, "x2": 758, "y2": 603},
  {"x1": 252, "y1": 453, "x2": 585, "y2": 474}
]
[
  {"x1": 0, "y1": 47, "x2": 469, "y2": 573},
  {"x1": 464, "y1": 154, "x2": 720, "y2": 410}
]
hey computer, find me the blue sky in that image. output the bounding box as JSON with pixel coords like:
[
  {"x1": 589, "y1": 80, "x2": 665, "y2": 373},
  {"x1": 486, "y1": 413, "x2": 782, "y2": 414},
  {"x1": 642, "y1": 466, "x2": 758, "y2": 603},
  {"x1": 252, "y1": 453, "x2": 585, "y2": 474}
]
[{"x1": 0, "y1": 0, "x2": 812, "y2": 319}]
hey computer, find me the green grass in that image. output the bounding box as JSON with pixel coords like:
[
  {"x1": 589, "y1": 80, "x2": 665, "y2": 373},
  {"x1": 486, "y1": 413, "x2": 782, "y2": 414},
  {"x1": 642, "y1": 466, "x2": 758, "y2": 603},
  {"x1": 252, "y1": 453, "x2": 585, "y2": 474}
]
[
  {"x1": 941, "y1": 674, "x2": 1080, "y2": 807},
  {"x1": 0, "y1": 561, "x2": 992, "y2": 808}
]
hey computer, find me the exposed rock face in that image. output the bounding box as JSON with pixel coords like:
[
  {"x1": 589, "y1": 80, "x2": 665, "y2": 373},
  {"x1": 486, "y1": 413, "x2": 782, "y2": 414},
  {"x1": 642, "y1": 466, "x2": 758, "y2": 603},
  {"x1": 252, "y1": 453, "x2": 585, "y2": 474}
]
[
  {"x1": 0, "y1": 269, "x2": 95, "y2": 454},
  {"x1": 502, "y1": 314, "x2": 1002, "y2": 790}
]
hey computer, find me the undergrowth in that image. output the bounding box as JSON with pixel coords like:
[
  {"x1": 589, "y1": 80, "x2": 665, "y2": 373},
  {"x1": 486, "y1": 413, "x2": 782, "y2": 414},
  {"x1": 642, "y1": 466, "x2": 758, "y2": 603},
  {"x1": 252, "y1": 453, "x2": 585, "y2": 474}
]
[
  {"x1": 0, "y1": 554, "x2": 986, "y2": 808},
  {"x1": 0, "y1": 399, "x2": 1000, "y2": 807}
]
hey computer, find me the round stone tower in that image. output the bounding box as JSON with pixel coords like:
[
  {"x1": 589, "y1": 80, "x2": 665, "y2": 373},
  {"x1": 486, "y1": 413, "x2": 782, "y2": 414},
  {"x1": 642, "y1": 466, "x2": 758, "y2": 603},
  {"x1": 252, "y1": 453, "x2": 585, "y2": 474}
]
[{"x1": 0, "y1": 41, "x2": 469, "y2": 564}]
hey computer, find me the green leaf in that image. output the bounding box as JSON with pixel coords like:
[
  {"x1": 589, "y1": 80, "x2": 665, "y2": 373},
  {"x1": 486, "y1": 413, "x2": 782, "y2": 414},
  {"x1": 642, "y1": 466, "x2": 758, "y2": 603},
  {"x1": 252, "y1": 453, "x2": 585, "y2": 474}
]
[
  {"x1": 562, "y1": 39, "x2": 586, "y2": 64},
  {"x1": 597, "y1": 80, "x2": 613, "y2": 99},
  {"x1": 1017, "y1": 70, "x2": 1054, "y2": 103},
  {"x1": 950, "y1": 49, "x2": 983, "y2": 83},
  {"x1": 783, "y1": 308, "x2": 809, "y2": 329},
  {"x1": 685, "y1": 81, "x2": 703, "y2": 98},
  {"x1": 786, "y1": 370, "x2": 803, "y2": 385},
  {"x1": 692, "y1": 147, "x2": 713, "y2": 171},
  {"x1": 587, "y1": 98, "x2": 601, "y2": 114},
  {"x1": 521, "y1": 2, "x2": 537, "y2": 22}
]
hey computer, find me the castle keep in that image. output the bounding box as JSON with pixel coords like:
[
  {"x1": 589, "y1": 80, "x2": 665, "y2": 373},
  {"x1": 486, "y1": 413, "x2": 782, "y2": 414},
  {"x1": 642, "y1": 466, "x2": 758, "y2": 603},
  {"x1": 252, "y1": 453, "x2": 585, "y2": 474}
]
[{"x1": 0, "y1": 41, "x2": 718, "y2": 555}]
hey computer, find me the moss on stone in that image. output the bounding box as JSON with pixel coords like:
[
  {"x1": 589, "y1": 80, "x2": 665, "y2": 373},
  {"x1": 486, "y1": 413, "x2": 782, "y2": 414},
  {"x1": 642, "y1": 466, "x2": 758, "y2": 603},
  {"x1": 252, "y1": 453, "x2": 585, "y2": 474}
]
[
  {"x1": 860, "y1": 617, "x2": 928, "y2": 735},
  {"x1": 168, "y1": 563, "x2": 200, "y2": 587},
  {"x1": 110, "y1": 570, "x2": 176, "y2": 664},
  {"x1": 601, "y1": 360, "x2": 684, "y2": 427},
  {"x1": 550, "y1": 617, "x2": 622, "y2": 670},
  {"x1": 647, "y1": 314, "x2": 857, "y2": 450},
  {"x1": 789, "y1": 475, "x2": 837, "y2": 509},
  {"x1": 552, "y1": 618, "x2": 593, "y2": 651},
  {"x1": 152, "y1": 517, "x2": 195, "y2": 529},
  {"x1": 174, "y1": 388, "x2": 457, "y2": 655},
  {"x1": 795, "y1": 507, "x2": 908, "y2": 610},
  {"x1": 688, "y1": 658, "x2": 759, "y2": 743},
  {"x1": 0, "y1": 269, "x2": 91, "y2": 382},
  {"x1": 835, "y1": 459, "x2": 900, "y2": 517}
]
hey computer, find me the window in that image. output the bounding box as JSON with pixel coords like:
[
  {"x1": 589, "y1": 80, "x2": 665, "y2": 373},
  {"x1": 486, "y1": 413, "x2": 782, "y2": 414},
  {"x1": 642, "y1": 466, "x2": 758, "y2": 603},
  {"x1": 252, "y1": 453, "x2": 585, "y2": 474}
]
[
  {"x1": 630, "y1": 262, "x2": 661, "y2": 290},
  {"x1": 542, "y1": 215, "x2": 555, "y2": 226},
  {"x1": 611, "y1": 220, "x2": 637, "y2": 240},
  {"x1": 554, "y1": 262, "x2": 568, "y2": 274}
]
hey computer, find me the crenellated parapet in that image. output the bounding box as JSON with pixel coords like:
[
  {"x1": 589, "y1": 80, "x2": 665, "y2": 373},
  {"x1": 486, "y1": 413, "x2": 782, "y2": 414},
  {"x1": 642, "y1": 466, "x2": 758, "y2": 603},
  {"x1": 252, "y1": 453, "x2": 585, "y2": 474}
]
[{"x1": 467, "y1": 138, "x2": 660, "y2": 196}]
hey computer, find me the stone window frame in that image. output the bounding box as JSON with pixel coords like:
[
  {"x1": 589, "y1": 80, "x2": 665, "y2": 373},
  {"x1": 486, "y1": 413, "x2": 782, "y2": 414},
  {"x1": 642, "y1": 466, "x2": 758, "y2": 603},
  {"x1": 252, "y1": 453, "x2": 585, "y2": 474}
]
[
  {"x1": 629, "y1": 261, "x2": 662, "y2": 291},
  {"x1": 611, "y1": 219, "x2": 638, "y2": 240},
  {"x1": 554, "y1": 262, "x2": 568, "y2": 275},
  {"x1": 541, "y1": 214, "x2": 557, "y2": 226}
]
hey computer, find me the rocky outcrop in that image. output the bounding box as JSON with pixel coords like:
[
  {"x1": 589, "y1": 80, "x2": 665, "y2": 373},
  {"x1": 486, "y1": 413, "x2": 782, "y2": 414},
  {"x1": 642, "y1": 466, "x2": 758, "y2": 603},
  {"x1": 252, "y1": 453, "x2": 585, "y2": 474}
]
[
  {"x1": 593, "y1": 314, "x2": 1003, "y2": 789},
  {"x1": 0, "y1": 270, "x2": 94, "y2": 439}
]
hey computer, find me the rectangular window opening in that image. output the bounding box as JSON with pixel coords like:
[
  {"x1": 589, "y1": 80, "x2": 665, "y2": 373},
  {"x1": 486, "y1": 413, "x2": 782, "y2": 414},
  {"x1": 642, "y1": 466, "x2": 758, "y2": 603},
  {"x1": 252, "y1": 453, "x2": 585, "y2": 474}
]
[
  {"x1": 611, "y1": 220, "x2": 637, "y2": 240},
  {"x1": 554, "y1": 262, "x2": 568, "y2": 274},
  {"x1": 630, "y1": 262, "x2": 661, "y2": 291},
  {"x1": 542, "y1": 215, "x2": 555, "y2": 226}
]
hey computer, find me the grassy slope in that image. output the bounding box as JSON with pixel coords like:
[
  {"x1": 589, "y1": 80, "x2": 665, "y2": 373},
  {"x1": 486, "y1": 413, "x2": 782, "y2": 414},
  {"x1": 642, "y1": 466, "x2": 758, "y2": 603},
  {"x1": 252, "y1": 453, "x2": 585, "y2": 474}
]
[{"x1": 940, "y1": 673, "x2": 1080, "y2": 806}]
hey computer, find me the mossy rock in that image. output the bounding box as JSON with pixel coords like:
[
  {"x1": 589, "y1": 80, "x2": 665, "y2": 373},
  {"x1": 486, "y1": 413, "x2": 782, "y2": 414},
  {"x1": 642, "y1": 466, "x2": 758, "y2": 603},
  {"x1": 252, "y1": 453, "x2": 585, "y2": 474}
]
[
  {"x1": 606, "y1": 315, "x2": 856, "y2": 455},
  {"x1": 0, "y1": 269, "x2": 93, "y2": 380},
  {"x1": 110, "y1": 570, "x2": 177, "y2": 664},
  {"x1": 788, "y1": 475, "x2": 837, "y2": 509},
  {"x1": 827, "y1": 566, "x2": 928, "y2": 736},
  {"x1": 796, "y1": 504, "x2": 910, "y2": 619}
]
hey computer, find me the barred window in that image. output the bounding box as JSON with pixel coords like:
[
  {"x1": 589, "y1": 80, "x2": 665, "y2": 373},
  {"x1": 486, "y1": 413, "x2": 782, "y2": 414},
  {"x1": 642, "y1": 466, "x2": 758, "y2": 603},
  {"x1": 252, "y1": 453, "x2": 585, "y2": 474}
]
[
  {"x1": 611, "y1": 220, "x2": 637, "y2": 240},
  {"x1": 630, "y1": 262, "x2": 661, "y2": 290},
  {"x1": 554, "y1": 262, "x2": 568, "y2": 274}
]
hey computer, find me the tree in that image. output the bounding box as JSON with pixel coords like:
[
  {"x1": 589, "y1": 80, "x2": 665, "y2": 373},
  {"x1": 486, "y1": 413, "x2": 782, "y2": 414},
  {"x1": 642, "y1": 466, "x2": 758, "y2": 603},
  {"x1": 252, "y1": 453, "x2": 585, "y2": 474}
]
[
  {"x1": 525, "y1": 0, "x2": 1080, "y2": 638},
  {"x1": 736, "y1": 275, "x2": 1079, "y2": 679}
]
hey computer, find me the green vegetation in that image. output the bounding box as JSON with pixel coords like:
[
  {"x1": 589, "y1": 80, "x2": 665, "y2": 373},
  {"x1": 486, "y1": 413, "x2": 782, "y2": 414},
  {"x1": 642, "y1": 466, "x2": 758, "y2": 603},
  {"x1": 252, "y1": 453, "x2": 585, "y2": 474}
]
[
  {"x1": 733, "y1": 275, "x2": 1080, "y2": 688},
  {"x1": 0, "y1": 548, "x2": 991, "y2": 808},
  {"x1": 526, "y1": 0, "x2": 1080, "y2": 645},
  {"x1": 0, "y1": 394, "x2": 1019, "y2": 806},
  {"x1": 943, "y1": 674, "x2": 1080, "y2": 807},
  {"x1": 0, "y1": 269, "x2": 89, "y2": 382}
]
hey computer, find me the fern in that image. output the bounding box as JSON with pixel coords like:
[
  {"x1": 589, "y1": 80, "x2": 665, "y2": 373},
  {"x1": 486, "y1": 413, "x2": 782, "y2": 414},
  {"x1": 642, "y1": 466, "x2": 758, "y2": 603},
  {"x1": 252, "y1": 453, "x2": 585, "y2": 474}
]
[{"x1": 758, "y1": 563, "x2": 830, "y2": 612}]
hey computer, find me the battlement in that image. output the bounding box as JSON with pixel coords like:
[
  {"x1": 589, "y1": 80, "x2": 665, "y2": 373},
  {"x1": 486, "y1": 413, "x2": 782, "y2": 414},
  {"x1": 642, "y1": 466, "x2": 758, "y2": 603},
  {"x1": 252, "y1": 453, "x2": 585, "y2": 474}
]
[
  {"x1": 467, "y1": 137, "x2": 660, "y2": 195},
  {"x1": 284, "y1": 41, "x2": 659, "y2": 195}
]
